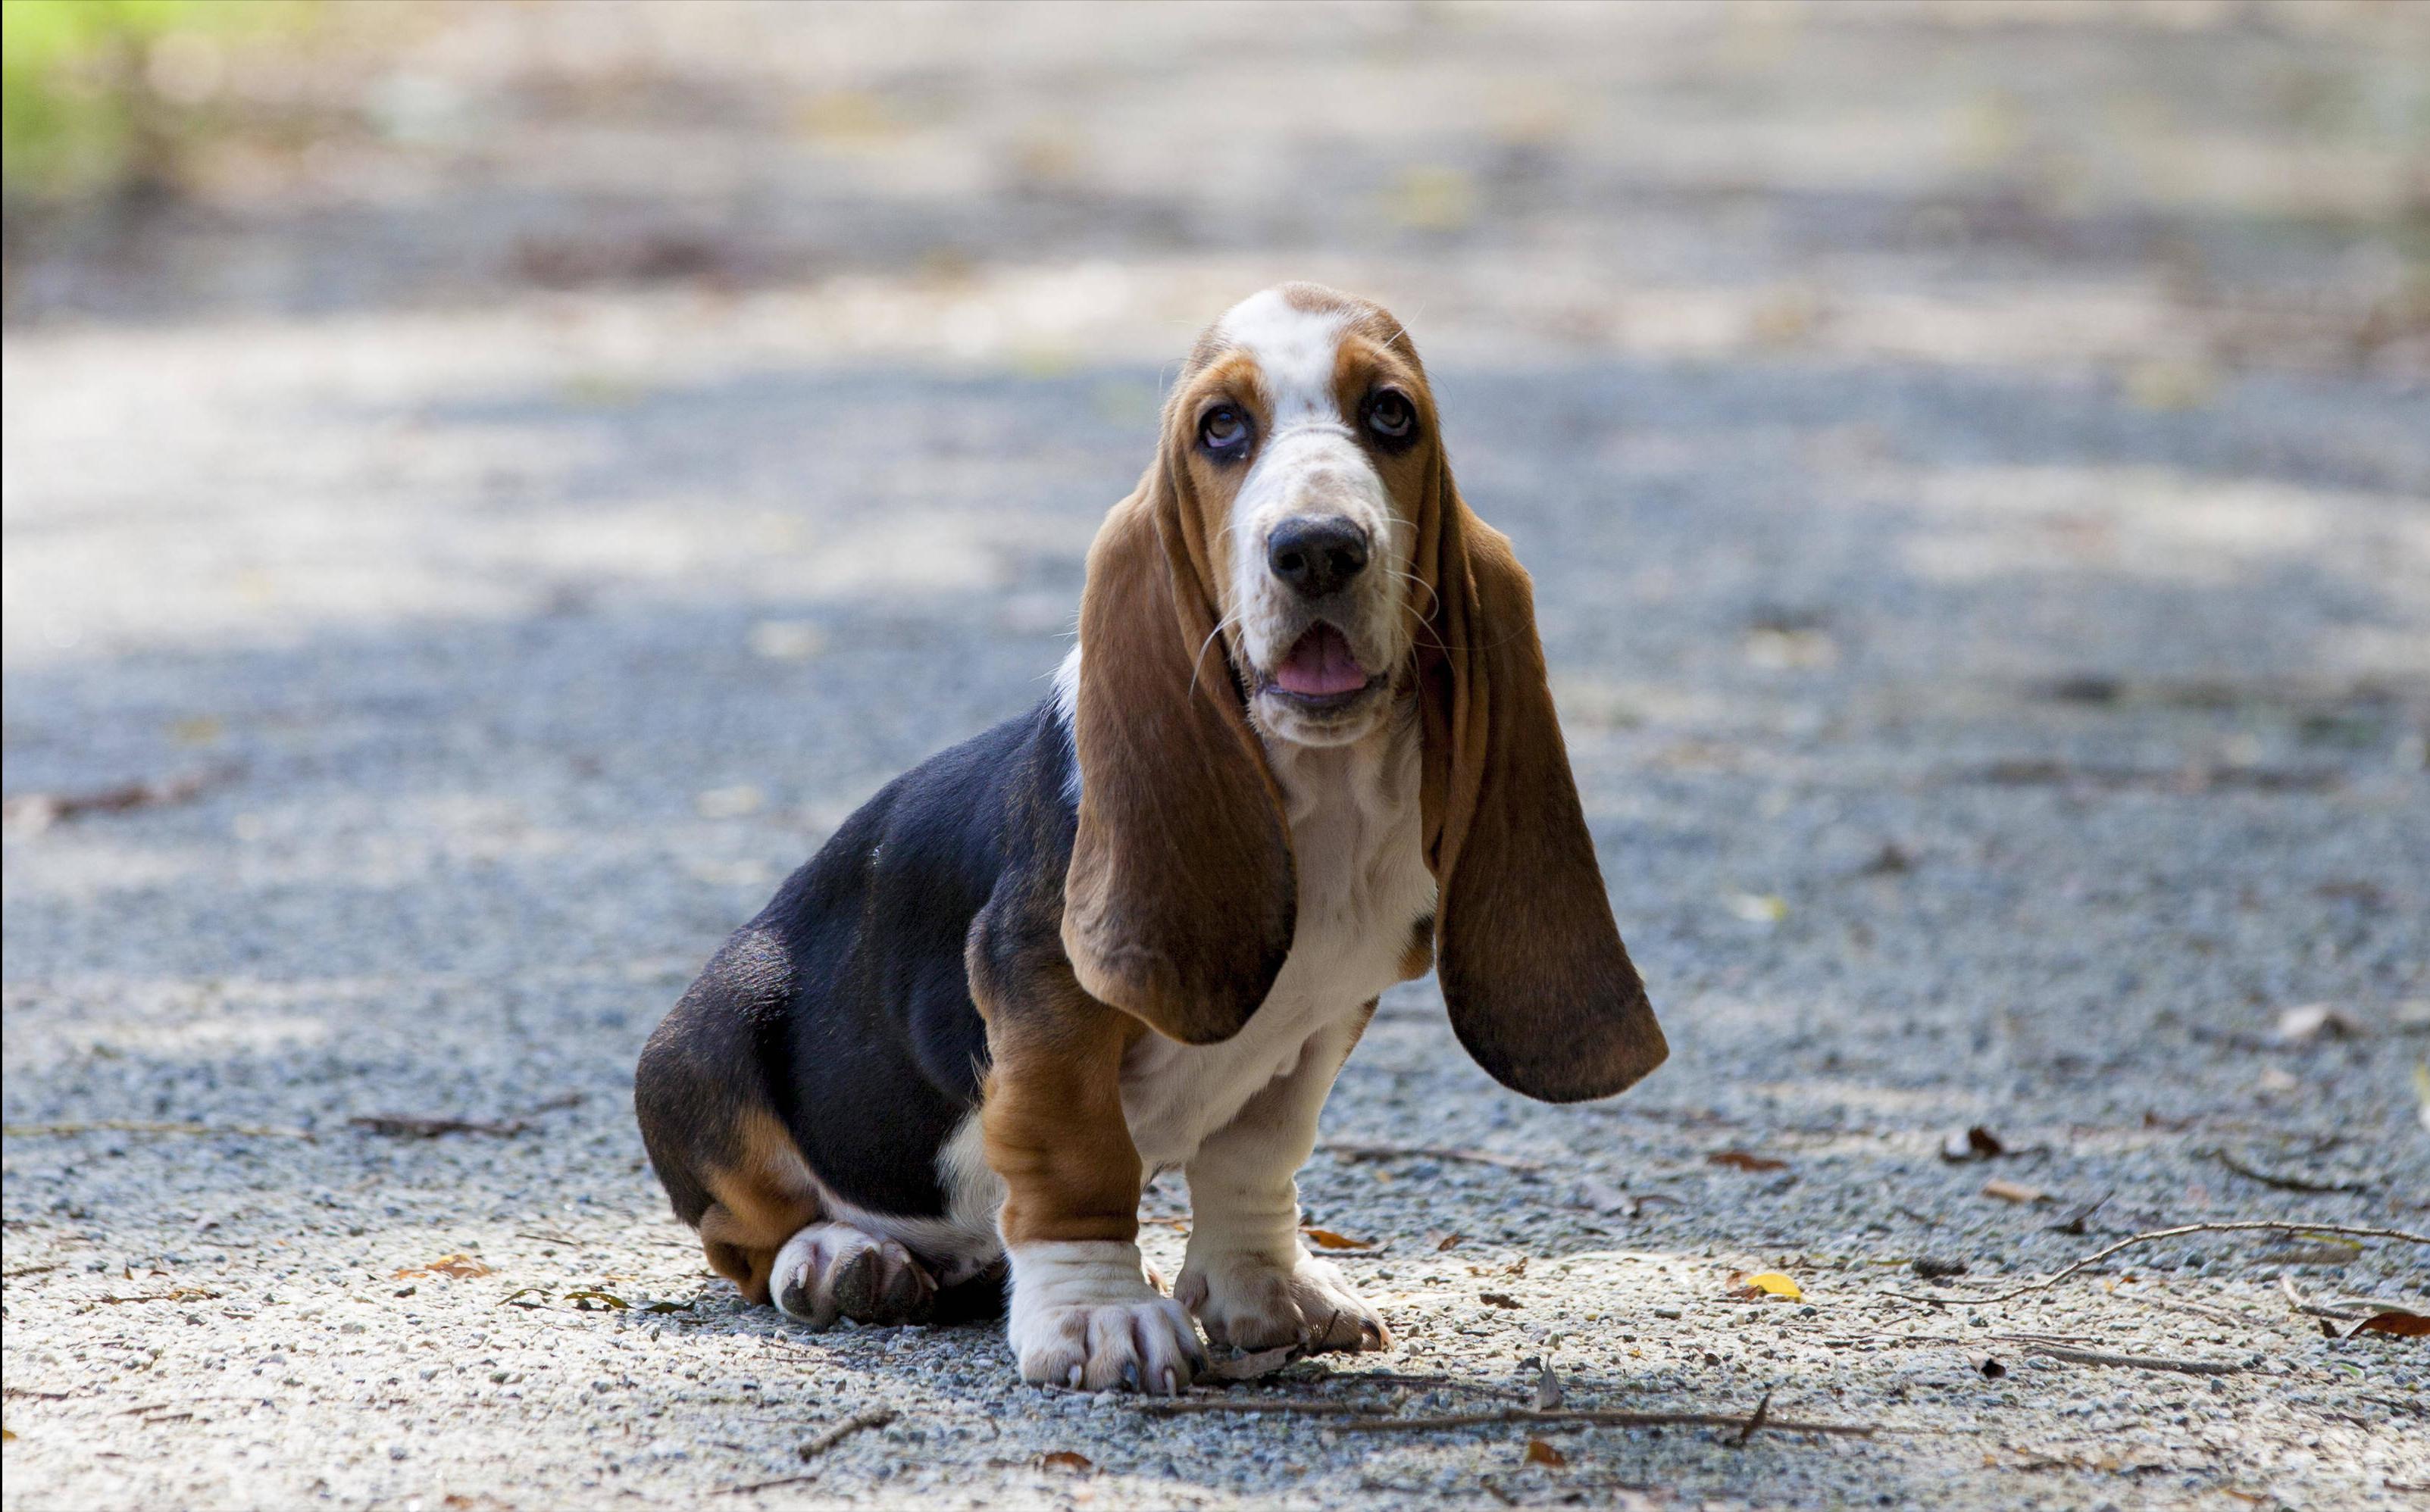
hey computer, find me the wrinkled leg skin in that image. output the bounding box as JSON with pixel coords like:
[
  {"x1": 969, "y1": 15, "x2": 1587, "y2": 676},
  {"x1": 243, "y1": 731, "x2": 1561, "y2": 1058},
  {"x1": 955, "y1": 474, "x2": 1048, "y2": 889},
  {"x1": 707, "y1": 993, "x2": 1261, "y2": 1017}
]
[
  {"x1": 977, "y1": 969, "x2": 1207, "y2": 1395},
  {"x1": 1173, "y1": 1014, "x2": 1391, "y2": 1355}
]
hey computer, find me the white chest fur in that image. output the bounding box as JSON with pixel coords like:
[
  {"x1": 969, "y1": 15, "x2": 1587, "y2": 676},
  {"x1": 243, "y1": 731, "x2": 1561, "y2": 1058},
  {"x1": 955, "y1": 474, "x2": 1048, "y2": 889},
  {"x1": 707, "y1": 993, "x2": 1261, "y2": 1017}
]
[{"x1": 1118, "y1": 704, "x2": 1435, "y2": 1170}]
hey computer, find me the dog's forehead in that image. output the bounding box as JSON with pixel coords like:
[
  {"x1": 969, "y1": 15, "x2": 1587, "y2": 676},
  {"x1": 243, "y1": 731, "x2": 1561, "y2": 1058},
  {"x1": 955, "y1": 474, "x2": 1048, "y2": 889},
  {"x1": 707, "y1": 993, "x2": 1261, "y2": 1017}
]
[{"x1": 1217, "y1": 289, "x2": 1355, "y2": 420}]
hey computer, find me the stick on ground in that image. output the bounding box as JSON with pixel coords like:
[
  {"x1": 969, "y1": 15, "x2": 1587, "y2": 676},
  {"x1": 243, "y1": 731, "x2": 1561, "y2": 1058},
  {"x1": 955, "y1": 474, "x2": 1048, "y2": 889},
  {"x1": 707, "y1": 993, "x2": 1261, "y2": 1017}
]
[
  {"x1": 1886, "y1": 1220, "x2": 2429, "y2": 1306},
  {"x1": 2, "y1": 1119, "x2": 313, "y2": 1141},
  {"x1": 717, "y1": 1408, "x2": 898, "y2": 1497},
  {"x1": 799, "y1": 1407, "x2": 897, "y2": 1460},
  {"x1": 2024, "y1": 1345, "x2": 2241, "y2": 1376},
  {"x1": 1328, "y1": 1406, "x2": 1878, "y2": 1438}
]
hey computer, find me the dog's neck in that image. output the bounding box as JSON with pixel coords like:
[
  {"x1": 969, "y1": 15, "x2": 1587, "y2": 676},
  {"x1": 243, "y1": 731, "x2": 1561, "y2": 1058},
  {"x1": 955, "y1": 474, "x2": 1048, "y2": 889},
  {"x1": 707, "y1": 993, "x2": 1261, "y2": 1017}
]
[{"x1": 1261, "y1": 693, "x2": 1428, "y2": 932}]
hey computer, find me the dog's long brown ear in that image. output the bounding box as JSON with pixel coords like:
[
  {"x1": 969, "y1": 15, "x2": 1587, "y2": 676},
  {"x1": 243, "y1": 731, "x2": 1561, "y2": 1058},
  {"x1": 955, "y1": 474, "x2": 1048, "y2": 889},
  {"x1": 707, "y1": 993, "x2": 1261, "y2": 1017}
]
[
  {"x1": 1418, "y1": 483, "x2": 1667, "y2": 1103},
  {"x1": 1062, "y1": 458, "x2": 1295, "y2": 1046}
]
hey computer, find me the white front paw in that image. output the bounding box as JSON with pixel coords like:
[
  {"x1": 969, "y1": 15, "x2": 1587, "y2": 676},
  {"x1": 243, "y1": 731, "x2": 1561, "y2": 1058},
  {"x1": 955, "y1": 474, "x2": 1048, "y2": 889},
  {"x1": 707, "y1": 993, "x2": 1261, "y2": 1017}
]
[
  {"x1": 1005, "y1": 1240, "x2": 1205, "y2": 1394},
  {"x1": 1174, "y1": 1249, "x2": 1393, "y2": 1354}
]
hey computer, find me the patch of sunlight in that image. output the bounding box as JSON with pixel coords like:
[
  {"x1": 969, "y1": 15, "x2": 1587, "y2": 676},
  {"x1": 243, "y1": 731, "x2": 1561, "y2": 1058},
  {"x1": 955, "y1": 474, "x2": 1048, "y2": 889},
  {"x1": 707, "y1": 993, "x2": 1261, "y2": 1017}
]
[{"x1": 1902, "y1": 464, "x2": 2375, "y2": 586}]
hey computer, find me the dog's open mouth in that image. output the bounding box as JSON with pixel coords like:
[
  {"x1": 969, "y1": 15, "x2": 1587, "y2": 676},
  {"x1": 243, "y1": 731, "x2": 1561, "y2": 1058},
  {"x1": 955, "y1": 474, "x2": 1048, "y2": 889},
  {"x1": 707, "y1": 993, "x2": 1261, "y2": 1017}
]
[{"x1": 1263, "y1": 623, "x2": 1381, "y2": 709}]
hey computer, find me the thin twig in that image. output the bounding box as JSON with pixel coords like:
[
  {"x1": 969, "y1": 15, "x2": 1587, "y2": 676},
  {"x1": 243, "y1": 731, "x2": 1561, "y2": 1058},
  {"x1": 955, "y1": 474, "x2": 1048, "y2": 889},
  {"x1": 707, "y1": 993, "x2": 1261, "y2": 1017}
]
[
  {"x1": 798, "y1": 1407, "x2": 896, "y2": 1461},
  {"x1": 1884, "y1": 1221, "x2": 2429, "y2": 1306},
  {"x1": 1334, "y1": 1372, "x2": 1522, "y2": 1398},
  {"x1": 2024, "y1": 1345, "x2": 2241, "y2": 1376},
  {"x1": 717, "y1": 1407, "x2": 897, "y2": 1496},
  {"x1": 349, "y1": 1114, "x2": 527, "y2": 1139},
  {"x1": 2210, "y1": 1149, "x2": 2371, "y2": 1195},
  {"x1": 1731, "y1": 1391, "x2": 1773, "y2": 1446},
  {"x1": 1135, "y1": 1398, "x2": 1371, "y2": 1417},
  {"x1": 719, "y1": 1473, "x2": 819, "y2": 1496},
  {"x1": 1322, "y1": 1141, "x2": 1548, "y2": 1174},
  {"x1": 1328, "y1": 1407, "x2": 1878, "y2": 1438},
  {"x1": 2, "y1": 1119, "x2": 312, "y2": 1141}
]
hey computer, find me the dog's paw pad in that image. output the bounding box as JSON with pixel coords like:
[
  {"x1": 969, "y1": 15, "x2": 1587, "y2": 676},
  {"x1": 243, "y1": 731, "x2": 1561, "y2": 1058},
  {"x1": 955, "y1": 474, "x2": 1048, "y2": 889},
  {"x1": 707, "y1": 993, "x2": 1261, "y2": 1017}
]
[{"x1": 772, "y1": 1223, "x2": 935, "y2": 1330}]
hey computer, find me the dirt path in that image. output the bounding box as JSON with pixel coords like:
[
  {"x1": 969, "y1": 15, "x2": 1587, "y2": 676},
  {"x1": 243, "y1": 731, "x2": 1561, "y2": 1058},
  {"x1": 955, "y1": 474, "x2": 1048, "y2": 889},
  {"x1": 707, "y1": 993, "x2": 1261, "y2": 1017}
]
[{"x1": 5, "y1": 7, "x2": 2426, "y2": 1509}]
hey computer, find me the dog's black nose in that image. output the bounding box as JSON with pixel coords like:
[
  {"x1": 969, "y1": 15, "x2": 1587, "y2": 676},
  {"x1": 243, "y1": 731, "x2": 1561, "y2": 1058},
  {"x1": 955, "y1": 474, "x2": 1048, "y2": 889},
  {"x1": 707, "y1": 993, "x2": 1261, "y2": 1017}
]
[{"x1": 1267, "y1": 517, "x2": 1369, "y2": 599}]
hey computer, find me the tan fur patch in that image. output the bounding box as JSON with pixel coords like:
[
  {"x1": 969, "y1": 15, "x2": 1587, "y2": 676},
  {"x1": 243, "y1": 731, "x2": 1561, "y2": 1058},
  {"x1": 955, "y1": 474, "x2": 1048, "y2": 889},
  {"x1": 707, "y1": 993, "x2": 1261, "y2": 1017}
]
[
  {"x1": 695, "y1": 1109, "x2": 822, "y2": 1303},
  {"x1": 977, "y1": 984, "x2": 1151, "y2": 1247}
]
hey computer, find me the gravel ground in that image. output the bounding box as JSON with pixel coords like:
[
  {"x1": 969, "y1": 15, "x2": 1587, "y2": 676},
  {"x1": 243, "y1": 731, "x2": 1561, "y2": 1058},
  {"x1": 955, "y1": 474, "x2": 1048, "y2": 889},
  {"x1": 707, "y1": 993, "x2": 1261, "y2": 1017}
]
[{"x1": 5, "y1": 6, "x2": 2428, "y2": 1510}]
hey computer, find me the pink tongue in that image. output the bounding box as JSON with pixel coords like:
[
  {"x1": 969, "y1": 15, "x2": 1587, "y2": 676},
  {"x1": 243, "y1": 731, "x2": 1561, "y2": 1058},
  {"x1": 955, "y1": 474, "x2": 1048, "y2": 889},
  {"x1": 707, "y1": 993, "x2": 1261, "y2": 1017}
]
[{"x1": 1274, "y1": 625, "x2": 1367, "y2": 697}]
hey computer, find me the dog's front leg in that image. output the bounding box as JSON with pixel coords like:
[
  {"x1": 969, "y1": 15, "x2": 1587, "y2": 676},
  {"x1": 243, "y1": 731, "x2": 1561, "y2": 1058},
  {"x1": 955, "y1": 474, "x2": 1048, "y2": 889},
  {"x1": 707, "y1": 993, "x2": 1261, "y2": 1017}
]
[
  {"x1": 1174, "y1": 1012, "x2": 1393, "y2": 1354},
  {"x1": 980, "y1": 995, "x2": 1206, "y2": 1393}
]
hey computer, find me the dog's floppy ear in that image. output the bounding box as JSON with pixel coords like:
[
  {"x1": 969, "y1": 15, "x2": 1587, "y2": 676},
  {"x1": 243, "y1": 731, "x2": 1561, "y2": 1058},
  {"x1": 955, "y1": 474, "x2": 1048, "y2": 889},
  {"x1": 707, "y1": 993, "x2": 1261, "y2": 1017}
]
[
  {"x1": 1417, "y1": 476, "x2": 1667, "y2": 1103},
  {"x1": 1061, "y1": 454, "x2": 1295, "y2": 1046}
]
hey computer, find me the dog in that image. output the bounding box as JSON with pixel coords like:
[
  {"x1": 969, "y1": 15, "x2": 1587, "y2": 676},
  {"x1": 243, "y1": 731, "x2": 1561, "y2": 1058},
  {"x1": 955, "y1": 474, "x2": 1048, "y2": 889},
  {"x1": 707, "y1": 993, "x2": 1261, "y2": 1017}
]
[{"x1": 634, "y1": 283, "x2": 1665, "y2": 1393}]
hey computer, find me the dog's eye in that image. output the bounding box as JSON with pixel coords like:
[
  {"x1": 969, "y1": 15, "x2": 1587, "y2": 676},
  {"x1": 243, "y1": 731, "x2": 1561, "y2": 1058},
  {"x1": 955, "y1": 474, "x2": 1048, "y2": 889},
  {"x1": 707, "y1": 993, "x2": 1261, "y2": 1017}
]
[
  {"x1": 1365, "y1": 390, "x2": 1416, "y2": 445},
  {"x1": 1199, "y1": 405, "x2": 1251, "y2": 456}
]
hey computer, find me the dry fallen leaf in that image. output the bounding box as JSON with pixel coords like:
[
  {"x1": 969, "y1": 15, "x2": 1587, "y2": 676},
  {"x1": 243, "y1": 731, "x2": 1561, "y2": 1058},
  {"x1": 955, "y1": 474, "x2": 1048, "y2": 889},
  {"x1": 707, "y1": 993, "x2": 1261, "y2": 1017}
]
[
  {"x1": 1940, "y1": 1126, "x2": 2005, "y2": 1162},
  {"x1": 1037, "y1": 1450, "x2": 1093, "y2": 1473},
  {"x1": 2272, "y1": 1004, "x2": 2360, "y2": 1045},
  {"x1": 393, "y1": 1253, "x2": 493, "y2": 1281},
  {"x1": 1522, "y1": 1437, "x2": 1568, "y2": 1467},
  {"x1": 1570, "y1": 1178, "x2": 1637, "y2": 1216},
  {"x1": 1981, "y1": 1179, "x2": 2051, "y2": 1204},
  {"x1": 1430, "y1": 1232, "x2": 1464, "y2": 1252},
  {"x1": 1708, "y1": 1151, "x2": 1788, "y2": 1173},
  {"x1": 1478, "y1": 1292, "x2": 1523, "y2": 1310},
  {"x1": 1740, "y1": 1271, "x2": 1803, "y2": 1301},
  {"x1": 1533, "y1": 1364, "x2": 1564, "y2": 1410},
  {"x1": 2332, "y1": 1310, "x2": 2429, "y2": 1340},
  {"x1": 1723, "y1": 892, "x2": 1788, "y2": 924},
  {"x1": 1301, "y1": 1227, "x2": 1372, "y2": 1251}
]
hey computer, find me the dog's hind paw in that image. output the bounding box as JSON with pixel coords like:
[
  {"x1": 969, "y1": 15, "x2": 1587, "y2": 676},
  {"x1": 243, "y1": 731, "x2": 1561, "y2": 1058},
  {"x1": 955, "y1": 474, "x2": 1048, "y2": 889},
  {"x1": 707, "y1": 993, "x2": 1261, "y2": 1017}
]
[{"x1": 771, "y1": 1222, "x2": 936, "y2": 1329}]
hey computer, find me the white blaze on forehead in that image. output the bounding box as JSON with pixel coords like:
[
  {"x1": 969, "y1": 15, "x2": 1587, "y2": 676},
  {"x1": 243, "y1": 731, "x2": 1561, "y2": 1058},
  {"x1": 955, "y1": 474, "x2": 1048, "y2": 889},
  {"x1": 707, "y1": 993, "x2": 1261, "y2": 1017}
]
[{"x1": 1218, "y1": 289, "x2": 1353, "y2": 429}]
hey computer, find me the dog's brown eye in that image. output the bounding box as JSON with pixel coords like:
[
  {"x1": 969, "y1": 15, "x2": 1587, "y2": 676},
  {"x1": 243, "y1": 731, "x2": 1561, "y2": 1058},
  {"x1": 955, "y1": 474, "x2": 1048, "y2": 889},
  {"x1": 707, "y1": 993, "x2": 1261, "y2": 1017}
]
[
  {"x1": 1365, "y1": 390, "x2": 1415, "y2": 444},
  {"x1": 1199, "y1": 404, "x2": 1250, "y2": 455}
]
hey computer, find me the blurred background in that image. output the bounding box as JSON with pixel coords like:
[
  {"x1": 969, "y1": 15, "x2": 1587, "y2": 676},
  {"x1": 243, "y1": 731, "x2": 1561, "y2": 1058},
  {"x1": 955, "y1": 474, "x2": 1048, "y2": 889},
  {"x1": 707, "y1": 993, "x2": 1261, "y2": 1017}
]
[
  {"x1": 6, "y1": 0, "x2": 2427, "y2": 359},
  {"x1": 4, "y1": 5, "x2": 2427, "y2": 1507}
]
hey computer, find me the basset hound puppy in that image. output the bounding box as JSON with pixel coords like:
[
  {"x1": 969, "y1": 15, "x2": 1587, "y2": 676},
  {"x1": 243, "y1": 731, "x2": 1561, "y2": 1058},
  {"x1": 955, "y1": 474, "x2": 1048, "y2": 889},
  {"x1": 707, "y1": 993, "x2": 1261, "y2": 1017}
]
[{"x1": 634, "y1": 283, "x2": 1665, "y2": 1392}]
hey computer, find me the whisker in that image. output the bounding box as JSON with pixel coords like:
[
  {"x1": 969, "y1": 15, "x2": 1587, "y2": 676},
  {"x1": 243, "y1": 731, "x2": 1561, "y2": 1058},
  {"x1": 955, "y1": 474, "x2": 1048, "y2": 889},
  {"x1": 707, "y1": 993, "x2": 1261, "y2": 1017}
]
[{"x1": 1186, "y1": 608, "x2": 1247, "y2": 701}]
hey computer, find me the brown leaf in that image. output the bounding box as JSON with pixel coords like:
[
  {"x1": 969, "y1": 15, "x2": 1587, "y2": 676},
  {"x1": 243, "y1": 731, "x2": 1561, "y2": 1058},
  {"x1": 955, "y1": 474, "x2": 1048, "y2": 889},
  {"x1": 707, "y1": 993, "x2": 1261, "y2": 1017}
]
[
  {"x1": 1980, "y1": 1179, "x2": 2051, "y2": 1204},
  {"x1": 1301, "y1": 1227, "x2": 1373, "y2": 1251},
  {"x1": 2, "y1": 770, "x2": 219, "y2": 833},
  {"x1": 1202, "y1": 1345, "x2": 1299, "y2": 1382},
  {"x1": 1708, "y1": 1151, "x2": 1787, "y2": 1173},
  {"x1": 393, "y1": 1252, "x2": 493, "y2": 1281},
  {"x1": 2334, "y1": 1310, "x2": 2429, "y2": 1340},
  {"x1": 1478, "y1": 1292, "x2": 1523, "y2": 1310},
  {"x1": 1037, "y1": 1450, "x2": 1093, "y2": 1473},
  {"x1": 1522, "y1": 1437, "x2": 1568, "y2": 1467},
  {"x1": 1940, "y1": 1126, "x2": 2005, "y2": 1162},
  {"x1": 1430, "y1": 1232, "x2": 1463, "y2": 1251}
]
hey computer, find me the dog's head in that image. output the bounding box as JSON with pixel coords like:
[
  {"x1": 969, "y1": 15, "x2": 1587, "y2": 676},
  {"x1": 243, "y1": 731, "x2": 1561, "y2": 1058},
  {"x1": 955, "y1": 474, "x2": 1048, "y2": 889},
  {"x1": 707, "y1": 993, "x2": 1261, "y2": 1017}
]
[{"x1": 1061, "y1": 283, "x2": 1665, "y2": 1102}]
